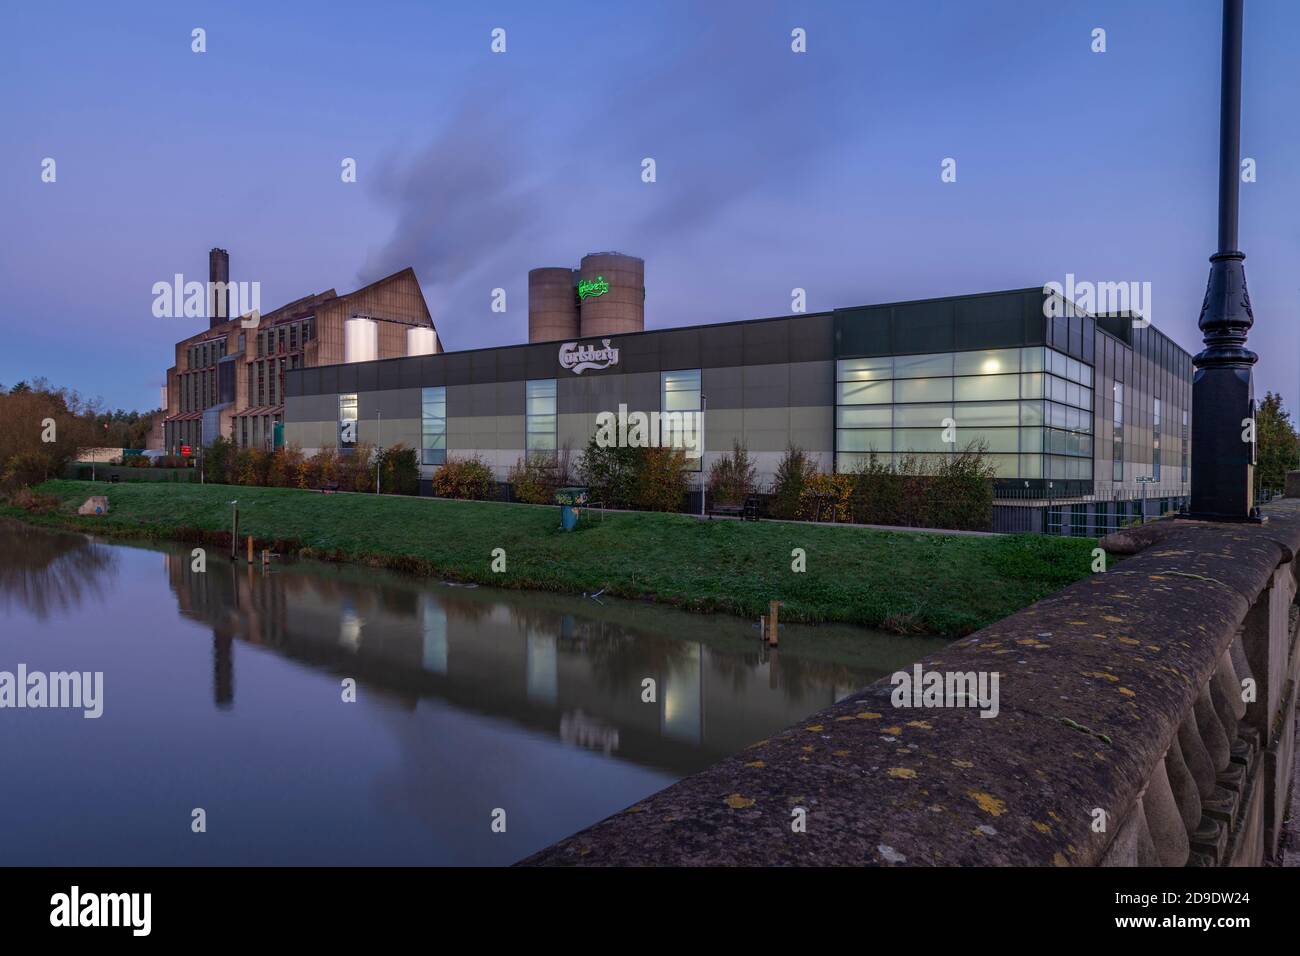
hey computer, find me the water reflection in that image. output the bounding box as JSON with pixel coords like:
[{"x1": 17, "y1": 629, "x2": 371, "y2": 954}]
[
  {"x1": 161, "y1": 549, "x2": 943, "y2": 774},
  {"x1": 0, "y1": 521, "x2": 118, "y2": 619}
]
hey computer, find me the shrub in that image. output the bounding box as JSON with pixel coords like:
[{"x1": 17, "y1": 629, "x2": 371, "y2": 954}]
[
  {"x1": 849, "y1": 442, "x2": 995, "y2": 531},
  {"x1": 7, "y1": 487, "x2": 60, "y2": 513},
  {"x1": 508, "y1": 454, "x2": 561, "y2": 505},
  {"x1": 377, "y1": 444, "x2": 420, "y2": 496},
  {"x1": 576, "y1": 436, "x2": 640, "y2": 509},
  {"x1": 798, "y1": 472, "x2": 854, "y2": 522},
  {"x1": 707, "y1": 441, "x2": 756, "y2": 507},
  {"x1": 337, "y1": 443, "x2": 375, "y2": 493},
  {"x1": 204, "y1": 436, "x2": 234, "y2": 483},
  {"x1": 268, "y1": 444, "x2": 304, "y2": 488},
  {"x1": 769, "y1": 445, "x2": 816, "y2": 519},
  {"x1": 432, "y1": 455, "x2": 494, "y2": 500},
  {"x1": 635, "y1": 447, "x2": 690, "y2": 512},
  {"x1": 1, "y1": 451, "x2": 59, "y2": 492}
]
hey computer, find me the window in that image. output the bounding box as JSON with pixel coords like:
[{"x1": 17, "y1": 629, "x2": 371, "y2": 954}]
[
  {"x1": 1112, "y1": 382, "x2": 1124, "y2": 483},
  {"x1": 421, "y1": 387, "x2": 446, "y2": 465},
  {"x1": 1153, "y1": 397, "x2": 1162, "y2": 481},
  {"x1": 339, "y1": 393, "x2": 358, "y2": 448},
  {"x1": 1181, "y1": 409, "x2": 1189, "y2": 483},
  {"x1": 525, "y1": 379, "x2": 557, "y2": 459},
  {"x1": 661, "y1": 369, "x2": 702, "y2": 470}
]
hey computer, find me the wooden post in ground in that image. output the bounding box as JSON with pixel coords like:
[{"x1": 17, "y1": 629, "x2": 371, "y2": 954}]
[
  {"x1": 261, "y1": 549, "x2": 269, "y2": 570},
  {"x1": 767, "y1": 600, "x2": 780, "y2": 646},
  {"x1": 246, "y1": 535, "x2": 254, "y2": 563},
  {"x1": 230, "y1": 503, "x2": 238, "y2": 560}
]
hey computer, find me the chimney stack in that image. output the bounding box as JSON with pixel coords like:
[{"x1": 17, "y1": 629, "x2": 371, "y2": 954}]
[{"x1": 208, "y1": 247, "x2": 230, "y2": 328}]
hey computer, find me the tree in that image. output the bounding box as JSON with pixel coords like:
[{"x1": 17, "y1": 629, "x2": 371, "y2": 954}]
[{"x1": 1255, "y1": 391, "x2": 1298, "y2": 497}]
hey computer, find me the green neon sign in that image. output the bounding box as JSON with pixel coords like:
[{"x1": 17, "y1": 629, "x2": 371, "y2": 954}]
[{"x1": 577, "y1": 275, "x2": 610, "y2": 300}]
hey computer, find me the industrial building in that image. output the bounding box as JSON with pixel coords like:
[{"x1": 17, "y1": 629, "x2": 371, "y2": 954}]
[
  {"x1": 161, "y1": 248, "x2": 440, "y2": 455},
  {"x1": 283, "y1": 266, "x2": 1194, "y2": 527}
]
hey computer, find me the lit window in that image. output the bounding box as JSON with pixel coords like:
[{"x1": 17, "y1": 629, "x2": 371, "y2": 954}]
[
  {"x1": 339, "y1": 393, "x2": 358, "y2": 448},
  {"x1": 421, "y1": 387, "x2": 446, "y2": 465},
  {"x1": 525, "y1": 379, "x2": 557, "y2": 459}
]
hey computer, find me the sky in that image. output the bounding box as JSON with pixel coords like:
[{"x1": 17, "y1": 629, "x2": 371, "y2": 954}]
[{"x1": 1, "y1": 0, "x2": 1297, "y2": 412}]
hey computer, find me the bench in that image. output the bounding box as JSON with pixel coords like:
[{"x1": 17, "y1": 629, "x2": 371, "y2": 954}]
[
  {"x1": 708, "y1": 496, "x2": 761, "y2": 521},
  {"x1": 319, "y1": 481, "x2": 340, "y2": 494}
]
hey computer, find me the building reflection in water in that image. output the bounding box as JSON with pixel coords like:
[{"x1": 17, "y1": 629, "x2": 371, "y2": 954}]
[{"x1": 161, "y1": 547, "x2": 947, "y2": 776}]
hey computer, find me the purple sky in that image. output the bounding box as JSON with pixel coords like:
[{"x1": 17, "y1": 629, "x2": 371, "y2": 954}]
[{"x1": 2, "y1": 0, "x2": 1297, "y2": 412}]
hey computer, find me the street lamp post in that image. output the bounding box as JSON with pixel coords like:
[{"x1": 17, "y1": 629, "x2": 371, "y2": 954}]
[{"x1": 1189, "y1": 0, "x2": 1260, "y2": 522}]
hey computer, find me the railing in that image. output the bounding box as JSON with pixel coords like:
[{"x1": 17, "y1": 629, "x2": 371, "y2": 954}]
[{"x1": 522, "y1": 496, "x2": 1300, "y2": 866}]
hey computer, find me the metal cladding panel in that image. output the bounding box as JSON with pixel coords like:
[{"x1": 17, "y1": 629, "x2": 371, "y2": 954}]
[
  {"x1": 357, "y1": 362, "x2": 379, "y2": 392},
  {"x1": 526, "y1": 343, "x2": 560, "y2": 380},
  {"x1": 835, "y1": 306, "x2": 892, "y2": 357},
  {"x1": 471, "y1": 350, "x2": 498, "y2": 384},
  {"x1": 497, "y1": 347, "x2": 527, "y2": 383},
  {"x1": 743, "y1": 364, "x2": 791, "y2": 408},
  {"x1": 788, "y1": 313, "x2": 835, "y2": 363},
  {"x1": 445, "y1": 352, "x2": 473, "y2": 386},
  {"x1": 399, "y1": 357, "x2": 424, "y2": 389},
  {"x1": 953, "y1": 291, "x2": 1036, "y2": 350},
  {"x1": 697, "y1": 324, "x2": 744, "y2": 368},
  {"x1": 618, "y1": 334, "x2": 659, "y2": 374},
  {"x1": 892, "y1": 300, "x2": 956, "y2": 353},
  {"x1": 297, "y1": 367, "x2": 321, "y2": 397},
  {"x1": 417, "y1": 354, "x2": 445, "y2": 387},
  {"x1": 283, "y1": 366, "x2": 302, "y2": 399},
  {"x1": 702, "y1": 366, "x2": 743, "y2": 410},
  {"x1": 556, "y1": 378, "x2": 586, "y2": 415},
  {"x1": 496, "y1": 381, "x2": 525, "y2": 416},
  {"x1": 467, "y1": 382, "x2": 498, "y2": 417},
  {"x1": 788, "y1": 360, "x2": 835, "y2": 406},
  {"x1": 377, "y1": 360, "x2": 401, "y2": 390},
  {"x1": 446, "y1": 383, "x2": 475, "y2": 417},
  {"x1": 624, "y1": 372, "x2": 660, "y2": 412},
  {"x1": 318, "y1": 365, "x2": 339, "y2": 395},
  {"x1": 743, "y1": 319, "x2": 790, "y2": 367},
  {"x1": 658, "y1": 327, "x2": 701, "y2": 371},
  {"x1": 337, "y1": 363, "x2": 359, "y2": 394}
]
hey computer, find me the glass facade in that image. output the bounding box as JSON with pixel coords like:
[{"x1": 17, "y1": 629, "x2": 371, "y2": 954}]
[
  {"x1": 338, "y1": 393, "x2": 357, "y2": 448},
  {"x1": 1153, "y1": 397, "x2": 1162, "y2": 481},
  {"x1": 834, "y1": 346, "x2": 1092, "y2": 479},
  {"x1": 661, "y1": 369, "x2": 702, "y2": 471},
  {"x1": 1112, "y1": 382, "x2": 1124, "y2": 482},
  {"x1": 525, "y1": 379, "x2": 557, "y2": 459},
  {"x1": 421, "y1": 387, "x2": 446, "y2": 465}
]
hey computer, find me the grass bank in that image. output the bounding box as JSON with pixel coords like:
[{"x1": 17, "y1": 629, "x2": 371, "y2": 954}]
[{"x1": 10, "y1": 480, "x2": 1097, "y2": 636}]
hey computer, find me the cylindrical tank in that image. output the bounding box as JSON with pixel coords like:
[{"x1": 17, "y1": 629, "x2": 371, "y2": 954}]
[
  {"x1": 528, "y1": 267, "x2": 580, "y2": 343},
  {"x1": 407, "y1": 326, "x2": 438, "y2": 356},
  {"x1": 344, "y1": 317, "x2": 378, "y2": 363},
  {"x1": 578, "y1": 252, "x2": 644, "y2": 338}
]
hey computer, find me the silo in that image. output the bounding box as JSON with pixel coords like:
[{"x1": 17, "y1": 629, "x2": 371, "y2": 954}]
[
  {"x1": 528, "y1": 267, "x2": 580, "y2": 343},
  {"x1": 343, "y1": 316, "x2": 378, "y2": 363},
  {"x1": 578, "y1": 252, "x2": 644, "y2": 338},
  {"x1": 407, "y1": 326, "x2": 438, "y2": 356}
]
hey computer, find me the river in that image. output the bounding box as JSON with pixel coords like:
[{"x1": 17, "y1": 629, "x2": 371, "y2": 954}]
[{"x1": 0, "y1": 523, "x2": 947, "y2": 865}]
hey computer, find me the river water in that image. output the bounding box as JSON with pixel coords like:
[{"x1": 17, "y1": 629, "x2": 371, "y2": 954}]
[{"x1": 0, "y1": 523, "x2": 947, "y2": 865}]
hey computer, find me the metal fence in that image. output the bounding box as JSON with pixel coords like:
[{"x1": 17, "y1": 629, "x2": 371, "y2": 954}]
[{"x1": 992, "y1": 485, "x2": 1190, "y2": 536}]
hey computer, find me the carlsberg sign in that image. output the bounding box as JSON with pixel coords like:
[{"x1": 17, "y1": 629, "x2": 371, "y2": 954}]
[{"x1": 559, "y1": 339, "x2": 620, "y2": 375}]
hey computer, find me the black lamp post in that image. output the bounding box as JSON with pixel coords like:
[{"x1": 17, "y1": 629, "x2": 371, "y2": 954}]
[{"x1": 1189, "y1": 0, "x2": 1260, "y2": 521}]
